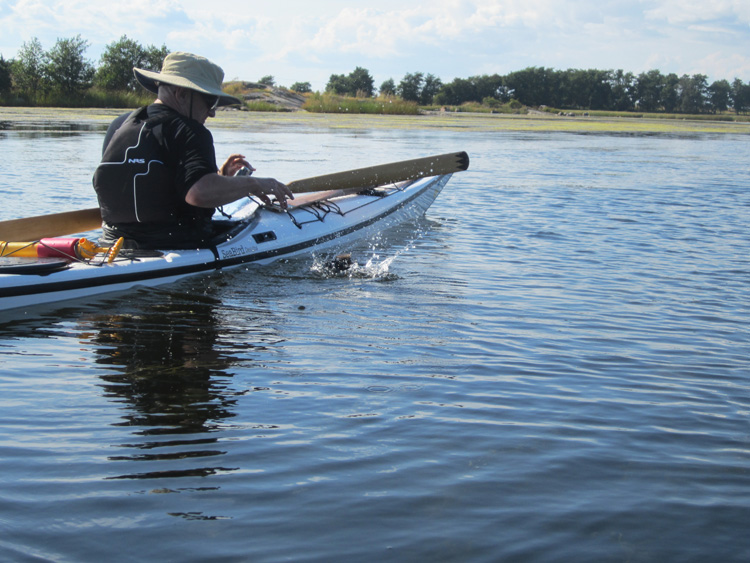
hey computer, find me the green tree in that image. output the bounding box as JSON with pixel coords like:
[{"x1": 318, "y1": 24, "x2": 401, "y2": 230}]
[
  {"x1": 661, "y1": 73, "x2": 680, "y2": 113},
  {"x1": 379, "y1": 78, "x2": 395, "y2": 96},
  {"x1": 420, "y1": 73, "x2": 442, "y2": 105},
  {"x1": 0, "y1": 56, "x2": 12, "y2": 94},
  {"x1": 12, "y1": 37, "x2": 47, "y2": 99},
  {"x1": 555, "y1": 69, "x2": 575, "y2": 107},
  {"x1": 325, "y1": 68, "x2": 374, "y2": 97},
  {"x1": 678, "y1": 74, "x2": 708, "y2": 113},
  {"x1": 141, "y1": 44, "x2": 169, "y2": 73},
  {"x1": 583, "y1": 69, "x2": 612, "y2": 110},
  {"x1": 635, "y1": 70, "x2": 664, "y2": 112},
  {"x1": 45, "y1": 35, "x2": 95, "y2": 96},
  {"x1": 588, "y1": 70, "x2": 615, "y2": 110},
  {"x1": 609, "y1": 70, "x2": 635, "y2": 111},
  {"x1": 471, "y1": 74, "x2": 506, "y2": 102},
  {"x1": 398, "y1": 72, "x2": 423, "y2": 102},
  {"x1": 95, "y1": 35, "x2": 168, "y2": 91},
  {"x1": 731, "y1": 78, "x2": 749, "y2": 114},
  {"x1": 503, "y1": 67, "x2": 555, "y2": 107},
  {"x1": 290, "y1": 81, "x2": 311, "y2": 93},
  {"x1": 326, "y1": 73, "x2": 349, "y2": 95},
  {"x1": 558, "y1": 69, "x2": 599, "y2": 108},
  {"x1": 707, "y1": 79, "x2": 731, "y2": 113},
  {"x1": 434, "y1": 77, "x2": 476, "y2": 105},
  {"x1": 259, "y1": 75, "x2": 276, "y2": 87},
  {"x1": 348, "y1": 67, "x2": 374, "y2": 97}
]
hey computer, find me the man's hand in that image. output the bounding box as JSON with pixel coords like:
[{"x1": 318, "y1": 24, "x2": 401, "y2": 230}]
[
  {"x1": 247, "y1": 178, "x2": 295, "y2": 210},
  {"x1": 187, "y1": 173, "x2": 294, "y2": 209},
  {"x1": 219, "y1": 154, "x2": 253, "y2": 176}
]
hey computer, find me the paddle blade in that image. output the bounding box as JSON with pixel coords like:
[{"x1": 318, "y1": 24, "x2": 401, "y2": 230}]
[
  {"x1": 287, "y1": 151, "x2": 470, "y2": 194},
  {"x1": 0, "y1": 207, "x2": 102, "y2": 242}
]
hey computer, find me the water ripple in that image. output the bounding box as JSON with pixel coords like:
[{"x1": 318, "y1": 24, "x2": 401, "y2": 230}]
[{"x1": 1, "y1": 124, "x2": 750, "y2": 561}]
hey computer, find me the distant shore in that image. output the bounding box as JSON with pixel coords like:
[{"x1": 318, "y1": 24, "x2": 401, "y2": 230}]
[{"x1": 1, "y1": 106, "x2": 748, "y2": 136}]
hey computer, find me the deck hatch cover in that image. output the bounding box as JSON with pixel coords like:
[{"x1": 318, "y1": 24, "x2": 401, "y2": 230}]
[{"x1": 252, "y1": 231, "x2": 277, "y2": 244}]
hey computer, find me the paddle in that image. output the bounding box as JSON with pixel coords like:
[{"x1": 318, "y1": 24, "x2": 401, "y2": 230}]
[
  {"x1": 0, "y1": 207, "x2": 102, "y2": 243},
  {"x1": 286, "y1": 151, "x2": 469, "y2": 193},
  {"x1": 0, "y1": 151, "x2": 469, "y2": 241}
]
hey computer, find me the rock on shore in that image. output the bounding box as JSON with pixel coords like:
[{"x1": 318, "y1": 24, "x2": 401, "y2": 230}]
[{"x1": 227, "y1": 82, "x2": 306, "y2": 111}]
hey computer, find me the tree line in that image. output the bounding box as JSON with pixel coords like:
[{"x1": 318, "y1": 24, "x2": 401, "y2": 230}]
[
  {"x1": 328, "y1": 67, "x2": 750, "y2": 114},
  {"x1": 2, "y1": 35, "x2": 749, "y2": 114},
  {"x1": 0, "y1": 35, "x2": 167, "y2": 104}
]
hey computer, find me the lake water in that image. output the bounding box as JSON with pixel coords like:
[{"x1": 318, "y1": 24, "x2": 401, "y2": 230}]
[{"x1": 0, "y1": 109, "x2": 749, "y2": 562}]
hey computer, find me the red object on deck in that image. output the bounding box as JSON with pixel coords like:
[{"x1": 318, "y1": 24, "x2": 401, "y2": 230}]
[{"x1": 37, "y1": 238, "x2": 80, "y2": 258}]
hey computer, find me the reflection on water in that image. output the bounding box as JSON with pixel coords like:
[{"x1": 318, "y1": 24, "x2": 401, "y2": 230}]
[
  {"x1": 0, "y1": 119, "x2": 108, "y2": 137},
  {"x1": 73, "y1": 289, "x2": 269, "y2": 481}
]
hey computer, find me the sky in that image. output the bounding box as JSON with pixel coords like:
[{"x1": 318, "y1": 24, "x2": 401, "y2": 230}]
[{"x1": 1, "y1": 0, "x2": 749, "y2": 92}]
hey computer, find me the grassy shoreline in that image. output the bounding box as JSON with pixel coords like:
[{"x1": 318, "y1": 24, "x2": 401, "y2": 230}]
[{"x1": 1, "y1": 106, "x2": 748, "y2": 135}]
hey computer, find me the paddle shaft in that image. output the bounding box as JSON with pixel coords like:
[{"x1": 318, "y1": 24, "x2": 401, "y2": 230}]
[
  {"x1": 0, "y1": 151, "x2": 469, "y2": 241},
  {"x1": 287, "y1": 151, "x2": 469, "y2": 193},
  {"x1": 0, "y1": 207, "x2": 102, "y2": 243}
]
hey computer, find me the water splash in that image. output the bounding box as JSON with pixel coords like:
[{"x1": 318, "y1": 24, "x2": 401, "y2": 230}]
[
  {"x1": 308, "y1": 218, "x2": 429, "y2": 281},
  {"x1": 310, "y1": 249, "x2": 409, "y2": 281}
]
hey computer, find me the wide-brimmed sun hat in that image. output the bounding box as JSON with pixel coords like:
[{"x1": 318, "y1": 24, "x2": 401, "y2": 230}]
[{"x1": 133, "y1": 52, "x2": 241, "y2": 107}]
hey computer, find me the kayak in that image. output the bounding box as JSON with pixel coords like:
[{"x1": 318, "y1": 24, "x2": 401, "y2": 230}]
[{"x1": 0, "y1": 173, "x2": 452, "y2": 314}]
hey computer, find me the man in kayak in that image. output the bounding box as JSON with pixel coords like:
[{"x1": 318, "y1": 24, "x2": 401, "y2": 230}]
[{"x1": 93, "y1": 51, "x2": 293, "y2": 249}]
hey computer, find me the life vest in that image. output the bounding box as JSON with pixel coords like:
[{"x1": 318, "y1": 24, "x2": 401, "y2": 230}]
[{"x1": 93, "y1": 107, "x2": 179, "y2": 224}]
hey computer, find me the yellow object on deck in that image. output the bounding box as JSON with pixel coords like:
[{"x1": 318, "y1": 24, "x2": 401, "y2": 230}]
[{"x1": 0, "y1": 237, "x2": 124, "y2": 263}]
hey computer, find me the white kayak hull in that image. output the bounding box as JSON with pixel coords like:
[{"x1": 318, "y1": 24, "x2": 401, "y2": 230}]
[{"x1": 0, "y1": 174, "x2": 450, "y2": 314}]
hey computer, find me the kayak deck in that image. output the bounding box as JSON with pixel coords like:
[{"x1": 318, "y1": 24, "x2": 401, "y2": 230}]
[{"x1": 0, "y1": 174, "x2": 451, "y2": 313}]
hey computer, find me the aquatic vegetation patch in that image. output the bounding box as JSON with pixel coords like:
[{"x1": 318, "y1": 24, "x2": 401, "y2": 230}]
[{"x1": 303, "y1": 93, "x2": 420, "y2": 115}]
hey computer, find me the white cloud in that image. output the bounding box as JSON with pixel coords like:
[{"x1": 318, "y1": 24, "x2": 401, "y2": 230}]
[
  {"x1": 302, "y1": 8, "x2": 415, "y2": 56},
  {"x1": 1, "y1": 0, "x2": 748, "y2": 88},
  {"x1": 644, "y1": 0, "x2": 750, "y2": 26},
  {"x1": 693, "y1": 52, "x2": 750, "y2": 81}
]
